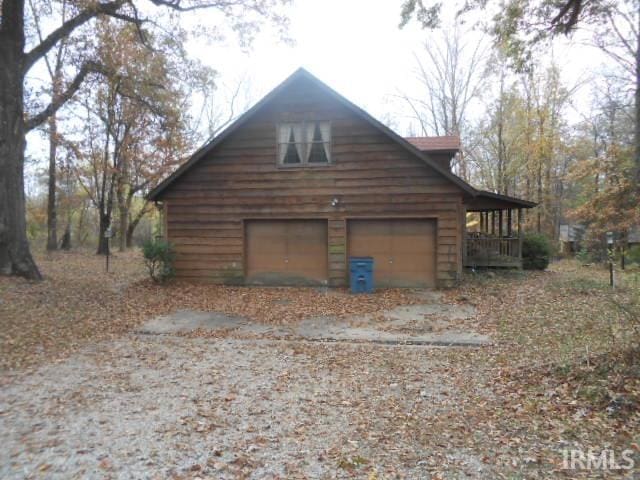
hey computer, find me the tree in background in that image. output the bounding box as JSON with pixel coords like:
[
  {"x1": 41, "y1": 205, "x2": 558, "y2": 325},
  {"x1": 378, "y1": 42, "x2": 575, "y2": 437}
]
[
  {"x1": 399, "y1": 27, "x2": 487, "y2": 180},
  {"x1": 0, "y1": 0, "x2": 290, "y2": 279},
  {"x1": 400, "y1": 0, "x2": 639, "y2": 240},
  {"x1": 400, "y1": 0, "x2": 615, "y2": 61},
  {"x1": 194, "y1": 73, "x2": 254, "y2": 139},
  {"x1": 567, "y1": 76, "x2": 637, "y2": 253},
  {"x1": 63, "y1": 20, "x2": 194, "y2": 255},
  {"x1": 466, "y1": 61, "x2": 527, "y2": 195},
  {"x1": 589, "y1": 0, "x2": 639, "y2": 186},
  {"x1": 27, "y1": 0, "x2": 72, "y2": 252},
  {"x1": 465, "y1": 58, "x2": 572, "y2": 238},
  {"x1": 523, "y1": 64, "x2": 572, "y2": 237}
]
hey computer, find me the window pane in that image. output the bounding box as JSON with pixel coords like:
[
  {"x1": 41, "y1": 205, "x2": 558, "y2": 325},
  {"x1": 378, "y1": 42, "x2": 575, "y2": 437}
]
[
  {"x1": 308, "y1": 142, "x2": 328, "y2": 163},
  {"x1": 283, "y1": 127, "x2": 301, "y2": 164},
  {"x1": 307, "y1": 123, "x2": 329, "y2": 163}
]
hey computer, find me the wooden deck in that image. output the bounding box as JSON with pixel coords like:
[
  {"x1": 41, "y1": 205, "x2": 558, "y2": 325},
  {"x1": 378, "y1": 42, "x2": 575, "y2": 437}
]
[{"x1": 463, "y1": 236, "x2": 522, "y2": 268}]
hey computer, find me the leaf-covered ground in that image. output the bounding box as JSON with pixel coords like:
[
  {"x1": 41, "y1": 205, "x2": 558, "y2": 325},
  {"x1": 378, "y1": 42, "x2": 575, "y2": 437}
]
[
  {"x1": 0, "y1": 250, "x2": 421, "y2": 372},
  {"x1": 1, "y1": 252, "x2": 639, "y2": 478}
]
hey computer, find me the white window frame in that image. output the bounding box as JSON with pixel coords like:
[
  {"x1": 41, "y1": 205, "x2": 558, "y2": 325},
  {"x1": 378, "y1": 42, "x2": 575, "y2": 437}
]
[{"x1": 277, "y1": 121, "x2": 331, "y2": 167}]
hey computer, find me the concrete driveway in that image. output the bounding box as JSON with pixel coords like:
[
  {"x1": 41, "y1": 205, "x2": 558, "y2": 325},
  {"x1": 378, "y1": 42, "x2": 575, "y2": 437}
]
[{"x1": 138, "y1": 290, "x2": 489, "y2": 346}]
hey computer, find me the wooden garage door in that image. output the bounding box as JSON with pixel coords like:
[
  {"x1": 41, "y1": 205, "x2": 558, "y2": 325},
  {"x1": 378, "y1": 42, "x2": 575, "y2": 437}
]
[
  {"x1": 348, "y1": 219, "x2": 436, "y2": 287},
  {"x1": 245, "y1": 220, "x2": 328, "y2": 285}
]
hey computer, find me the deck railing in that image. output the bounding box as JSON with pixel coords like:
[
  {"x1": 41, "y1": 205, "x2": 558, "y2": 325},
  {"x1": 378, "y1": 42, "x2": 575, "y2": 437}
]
[{"x1": 464, "y1": 236, "x2": 522, "y2": 268}]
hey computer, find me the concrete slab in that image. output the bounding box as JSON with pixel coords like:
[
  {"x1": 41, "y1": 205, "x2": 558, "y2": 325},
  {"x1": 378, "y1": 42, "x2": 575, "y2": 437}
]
[
  {"x1": 137, "y1": 310, "x2": 246, "y2": 334},
  {"x1": 297, "y1": 316, "x2": 489, "y2": 346},
  {"x1": 137, "y1": 290, "x2": 490, "y2": 346}
]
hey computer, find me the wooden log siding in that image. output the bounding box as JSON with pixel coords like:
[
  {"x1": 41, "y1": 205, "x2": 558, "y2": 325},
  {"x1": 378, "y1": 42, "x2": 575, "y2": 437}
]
[{"x1": 161, "y1": 84, "x2": 464, "y2": 286}]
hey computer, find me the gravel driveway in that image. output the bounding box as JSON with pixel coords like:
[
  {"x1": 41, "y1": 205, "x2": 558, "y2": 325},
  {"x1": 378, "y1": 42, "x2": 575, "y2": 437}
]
[{"x1": 0, "y1": 335, "x2": 490, "y2": 479}]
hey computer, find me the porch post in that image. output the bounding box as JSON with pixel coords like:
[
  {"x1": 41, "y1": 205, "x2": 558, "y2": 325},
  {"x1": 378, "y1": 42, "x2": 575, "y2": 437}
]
[
  {"x1": 462, "y1": 206, "x2": 467, "y2": 267},
  {"x1": 507, "y1": 209, "x2": 512, "y2": 236},
  {"x1": 498, "y1": 210, "x2": 504, "y2": 238},
  {"x1": 480, "y1": 212, "x2": 484, "y2": 233},
  {"x1": 491, "y1": 211, "x2": 495, "y2": 235},
  {"x1": 517, "y1": 208, "x2": 523, "y2": 267}
]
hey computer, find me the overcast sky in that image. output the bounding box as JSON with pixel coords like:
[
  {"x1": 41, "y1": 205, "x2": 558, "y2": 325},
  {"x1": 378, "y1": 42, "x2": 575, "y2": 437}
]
[{"x1": 187, "y1": 0, "x2": 611, "y2": 134}]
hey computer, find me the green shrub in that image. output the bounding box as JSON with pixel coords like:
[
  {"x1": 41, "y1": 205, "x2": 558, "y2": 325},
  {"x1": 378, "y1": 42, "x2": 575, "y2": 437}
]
[
  {"x1": 626, "y1": 245, "x2": 640, "y2": 265},
  {"x1": 522, "y1": 233, "x2": 551, "y2": 270},
  {"x1": 142, "y1": 239, "x2": 176, "y2": 283},
  {"x1": 575, "y1": 247, "x2": 591, "y2": 263}
]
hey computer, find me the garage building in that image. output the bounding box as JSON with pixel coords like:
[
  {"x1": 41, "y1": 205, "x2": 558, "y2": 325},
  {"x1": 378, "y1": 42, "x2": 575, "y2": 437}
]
[{"x1": 148, "y1": 68, "x2": 534, "y2": 287}]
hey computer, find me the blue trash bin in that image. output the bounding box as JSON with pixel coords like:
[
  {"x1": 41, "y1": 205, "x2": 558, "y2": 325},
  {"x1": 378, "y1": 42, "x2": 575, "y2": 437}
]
[{"x1": 349, "y1": 256, "x2": 374, "y2": 294}]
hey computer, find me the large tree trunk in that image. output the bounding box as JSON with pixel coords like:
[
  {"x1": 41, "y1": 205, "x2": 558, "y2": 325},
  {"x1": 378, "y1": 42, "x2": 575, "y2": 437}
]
[
  {"x1": 126, "y1": 223, "x2": 135, "y2": 248},
  {"x1": 0, "y1": 3, "x2": 42, "y2": 280},
  {"x1": 46, "y1": 113, "x2": 58, "y2": 251},
  {"x1": 97, "y1": 212, "x2": 110, "y2": 255},
  {"x1": 117, "y1": 172, "x2": 129, "y2": 252},
  {"x1": 126, "y1": 214, "x2": 139, "y2": 248},
  {"x1": 125, "y1": 202, "x2": 148, "y2": 248},
  {"x1": 60, "y1": 223, "x2": 71, "y2": 250},
  {"x1": 118, "y1": 203, "x2": 128, "y2": 252}
]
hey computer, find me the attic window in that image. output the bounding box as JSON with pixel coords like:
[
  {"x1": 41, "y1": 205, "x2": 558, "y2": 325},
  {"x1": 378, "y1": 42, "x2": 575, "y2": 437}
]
[{"x1": 278, "y1": 122, "x2": 331, "y2": 165}]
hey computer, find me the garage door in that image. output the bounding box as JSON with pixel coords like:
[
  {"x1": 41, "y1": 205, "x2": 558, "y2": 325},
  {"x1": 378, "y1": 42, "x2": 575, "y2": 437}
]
[
  {"x1": 348, "y1": 219, "x2": 436, "y2": 287},
  {"x1": 245, "y1": 220, "x2": 328, "y2": 285}
]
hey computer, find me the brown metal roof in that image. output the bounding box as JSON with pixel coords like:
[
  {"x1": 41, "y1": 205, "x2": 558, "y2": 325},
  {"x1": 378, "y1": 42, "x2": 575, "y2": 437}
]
[{"x1": 404, "y1": 136, "x2": 461, "y2": 152}]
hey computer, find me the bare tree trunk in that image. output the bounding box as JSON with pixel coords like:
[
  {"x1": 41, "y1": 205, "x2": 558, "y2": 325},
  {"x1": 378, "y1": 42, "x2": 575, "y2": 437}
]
[
  {"x1": 537, "y1": 161, "x2": 543, "y2": 234},
  {"x1": 117, "y1": 161, "x2": 129, "y2": 252},
  {"x1": 60, "y1": 223, "x2": 71, "y2": 250},
  {"x1": 96, "y1": 101, "x2": 116, "y2": 256},
  {"x1": 97, "y1": 211, "x2": 110, "y2": 255},
  {"x1": 118, "y1": 204, "x2": 128, "y2": 251},
  {"x1": 126, "y1": 223, "x2": 135, "y2": 248},
  {"x1": 126, "y1": 214, "x2": 140, "y2": 248},
  {"x1": 46, "y1": 113, "x2": 58, "y2": 251},
  {"x1": 635, "y1": 18, "x2": 640, "y2": 187},
  {"x1": 496, "y1": 70, "x2": 505, "y2": 194},
  {"x1": 125, "y1": 201, "x2": 149, "y2": 248},
  {"x1": 45, "y1": 48, "x2": 65, "y2": 252},
  {"x1": 96, "y1": 171, "x2": 116, "y2": 255},
  {"x1": 0, "y1": 3, "x2": 42, "y2": 279}
]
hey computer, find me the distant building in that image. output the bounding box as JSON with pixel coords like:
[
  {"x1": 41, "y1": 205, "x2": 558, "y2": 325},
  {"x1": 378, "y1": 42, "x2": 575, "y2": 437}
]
[{"x1": 559, "y1": 223, "x2": 640, "y2": 253}]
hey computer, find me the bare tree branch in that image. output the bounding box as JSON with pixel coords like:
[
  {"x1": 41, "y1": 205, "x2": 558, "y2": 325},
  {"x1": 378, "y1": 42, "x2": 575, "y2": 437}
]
[
  {"x1": 26, "y1": 61, "x2": 108, "y2": 131},
  {"x1": 23, "y1": 1, "x2": 127, "y2": 72},
  {"x1": 148, "y1": 0, "x2": 245, "y2": 12},
  {"x1": 550, "y1": 0, "x2": 583, "y2": 35}
]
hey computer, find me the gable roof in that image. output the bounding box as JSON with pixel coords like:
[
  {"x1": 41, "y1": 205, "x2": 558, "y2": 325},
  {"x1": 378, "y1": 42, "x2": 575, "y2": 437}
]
[
  {"x1": 148, "y1": 68, "x2": 477, "y2": 201},
  {"x1": 405, "y1": 136, "x2": 460, "y2": 152}
]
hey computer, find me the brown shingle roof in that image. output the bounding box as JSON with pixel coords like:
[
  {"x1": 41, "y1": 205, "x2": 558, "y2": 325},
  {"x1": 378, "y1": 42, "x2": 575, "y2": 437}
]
[{"x1": 404, "y1": 136, "x2": 461, "y2": 152}]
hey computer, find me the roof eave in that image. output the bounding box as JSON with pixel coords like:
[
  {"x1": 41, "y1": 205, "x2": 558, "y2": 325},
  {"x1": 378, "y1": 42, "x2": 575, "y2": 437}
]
[{"x1": 465, "y1": 190, "x2": 538, "y2": 210}]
